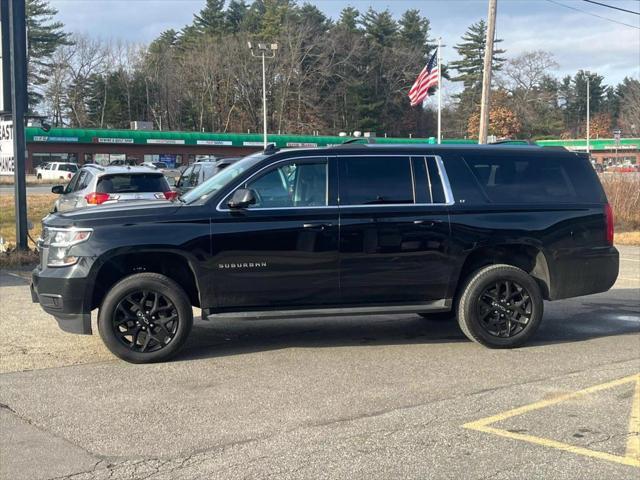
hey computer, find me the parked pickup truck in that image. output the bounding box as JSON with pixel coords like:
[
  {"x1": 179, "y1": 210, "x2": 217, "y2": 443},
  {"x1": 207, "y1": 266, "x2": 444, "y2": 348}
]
[
  {"x1": 32, "y1": 144, "x2": 619, "y2": 363},
  {"x1": 35, "y1": 162, "x2": 78, "y2": 181}
]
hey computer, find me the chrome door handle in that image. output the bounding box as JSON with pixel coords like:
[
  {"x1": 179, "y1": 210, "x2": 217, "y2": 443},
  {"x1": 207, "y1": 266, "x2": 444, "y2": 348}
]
[
  {"x1": 413, "y1": 220, "x2": 436, "y2": 227},
  {"x1": 303, "y1": 223, "x2": 332, "y2": 230}
]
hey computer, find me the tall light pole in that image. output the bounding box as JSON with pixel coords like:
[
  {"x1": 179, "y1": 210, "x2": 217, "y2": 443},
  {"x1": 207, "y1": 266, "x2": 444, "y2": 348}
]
[
  {"x1": 478, "y1": 0, "x2": 498, "y2": 144},
  {"x1": 586, "y1": 74, "x2": 590, "y2": 157},
  {"x1": 248, "y1": 42, "x2": 277, "y2": 148}
]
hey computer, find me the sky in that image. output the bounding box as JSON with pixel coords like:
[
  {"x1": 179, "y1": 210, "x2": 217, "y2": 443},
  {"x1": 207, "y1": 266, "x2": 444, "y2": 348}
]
[{"x1": 50, "y1": 0, "x2": 640, "y2": 88}]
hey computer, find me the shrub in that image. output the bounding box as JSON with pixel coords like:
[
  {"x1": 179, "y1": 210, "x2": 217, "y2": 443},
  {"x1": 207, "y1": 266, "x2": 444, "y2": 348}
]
[{"x1": 600, "y1": 174, "x2": 640, "y2": 231}]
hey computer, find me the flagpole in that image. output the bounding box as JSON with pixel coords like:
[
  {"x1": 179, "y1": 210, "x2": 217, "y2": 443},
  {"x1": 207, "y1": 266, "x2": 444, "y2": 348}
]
[{"x1": 437, "y1": 37, "x2": 442, "y2": 144}]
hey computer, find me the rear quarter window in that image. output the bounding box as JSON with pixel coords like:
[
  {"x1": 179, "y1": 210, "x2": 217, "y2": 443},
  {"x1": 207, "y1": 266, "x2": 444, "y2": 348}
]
[
  {"x1": 97, "y1": 173, "x2": 170, "y2": 193},
  {"x1": 462, "y1": 152, "x2": 605, "y2": 204}
]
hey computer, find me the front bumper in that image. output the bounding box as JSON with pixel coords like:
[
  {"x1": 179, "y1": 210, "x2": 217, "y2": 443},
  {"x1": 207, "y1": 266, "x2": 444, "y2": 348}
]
[{"x1": 31, "y1": 266, "x2": 92, "y2": 334}]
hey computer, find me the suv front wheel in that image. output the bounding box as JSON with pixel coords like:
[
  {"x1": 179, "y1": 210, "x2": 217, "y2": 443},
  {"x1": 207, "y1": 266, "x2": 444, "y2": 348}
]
[
  {"x1": 456, "y1": 264, "x2": 543, "y2": 348},
  {"x1": 98, "y1": 273, "x2": 193, "y2": 363}
]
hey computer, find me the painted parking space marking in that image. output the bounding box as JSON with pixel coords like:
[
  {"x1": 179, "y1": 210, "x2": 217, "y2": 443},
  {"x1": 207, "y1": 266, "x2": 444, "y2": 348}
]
[{"x1": 463, "y1": 374, "x2": 640, "y2": 468}]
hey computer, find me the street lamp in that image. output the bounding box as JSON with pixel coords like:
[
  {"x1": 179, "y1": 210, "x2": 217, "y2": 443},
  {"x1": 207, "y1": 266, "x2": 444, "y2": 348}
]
[{"x1": 248, "y1": 41, "x2": 278, "y2": 148}]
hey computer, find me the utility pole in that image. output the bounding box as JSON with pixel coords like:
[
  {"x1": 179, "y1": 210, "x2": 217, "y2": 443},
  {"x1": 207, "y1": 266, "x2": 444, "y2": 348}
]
[
  {"x1": 478, "y1": 0, "x2": 497, "y2": 144},
  {"x1": 248, "y1": 42, "x2": 277, "y2": 148},
  {"x1": 8, "y1": 0, "x2": 28, "y2": 250},
  {"x1": 586, "y1": 75, "x2": 590, "y2": 157}
]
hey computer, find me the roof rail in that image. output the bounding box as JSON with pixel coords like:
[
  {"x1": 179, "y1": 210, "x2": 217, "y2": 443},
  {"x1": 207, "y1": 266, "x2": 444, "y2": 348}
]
[
  {"x1": 490, "y1": 140, "x2": 538, "y2": 146},
  {"x1": 83, "y1": 163, "x2": 104, "y2": 170},
  {"x1": 263, "y1": 143, "x2": 279, "y2": 155},
  {"x1": 337, "y1": 137, "x2": 377, "y2": 147}
]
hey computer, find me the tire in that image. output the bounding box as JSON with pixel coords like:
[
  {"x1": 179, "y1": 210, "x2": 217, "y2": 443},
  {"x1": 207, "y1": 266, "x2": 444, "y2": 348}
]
[
  {"x1": 456, "y1": 264, "x2": 543, "y2": 348},
  {"x1": 418, "y1": 312, "x2": 455, "y2": 321},
  {"x1": 98, "y1": 273, "x2": 193, "y2": 363}
]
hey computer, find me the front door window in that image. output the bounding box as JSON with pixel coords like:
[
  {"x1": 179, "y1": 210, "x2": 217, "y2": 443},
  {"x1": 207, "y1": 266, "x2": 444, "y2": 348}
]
[{"x1": 245, "y1": 161, "x2": 327, "y2": 208}]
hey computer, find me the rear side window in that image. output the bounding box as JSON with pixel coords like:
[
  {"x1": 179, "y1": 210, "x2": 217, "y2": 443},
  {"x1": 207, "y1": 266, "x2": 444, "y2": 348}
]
[
  {"x1": 97, "y1": 174, "x2": 169, "y2": 193},
  {"x1": 58, "y1": 164, "x2": 78, "y2": 172},
  {"x1": 339, "y1": 156, "x2": 414, "y2": 205},
  {"x1": 463, "y1": 153, "x2": 605, "y2": 204}
]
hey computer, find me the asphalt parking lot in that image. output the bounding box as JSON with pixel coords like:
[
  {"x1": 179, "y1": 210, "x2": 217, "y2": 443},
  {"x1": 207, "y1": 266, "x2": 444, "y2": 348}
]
[{"x1": 0, "y1": 246, "x2": 638, "y2": 480}]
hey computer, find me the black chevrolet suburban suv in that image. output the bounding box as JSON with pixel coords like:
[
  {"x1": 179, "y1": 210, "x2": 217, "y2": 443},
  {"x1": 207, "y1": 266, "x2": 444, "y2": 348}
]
[{"x1": 32, "y1": 144, "x2": 619, "y2": 363}]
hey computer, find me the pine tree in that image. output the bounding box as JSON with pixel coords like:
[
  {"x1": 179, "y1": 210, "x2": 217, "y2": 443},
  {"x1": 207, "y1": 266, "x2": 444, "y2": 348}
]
[
  {"x1": 193, "y1": 0, "x2": 227, "y2": 36},
  {"x1": 26, "y1": 0, "x2": 72, "y2": 111},
  {"x1": 337, "y1": 7, "x2": 360, "y2": 32},
  {"x1": 450, "y1": 20, "x2": 505, "y2": 91},
  {"x1": 360, "y1": 8, "x2": 398, "y2": 47},
  {"x1": 225, "y1": 0, "x2": 249, "y2": 33},
  {"x1": 297, "y1": 4, "x2": 331, "y2": 34},
  {"x1": 559, "y1": 70, "x2": 606, "y2": 136},
  {"x1": 398, "y1": 9, "x2": 433, "y2": 56}
]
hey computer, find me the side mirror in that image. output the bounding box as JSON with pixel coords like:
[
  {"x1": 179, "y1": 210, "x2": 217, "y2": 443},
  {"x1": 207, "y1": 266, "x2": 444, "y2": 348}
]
[
  {"x1": 228, "y1": 188, "x2": 257, "y2": 209},
  {"x1": 51, "y1": 185, "x2": 65, "y2": 194}
]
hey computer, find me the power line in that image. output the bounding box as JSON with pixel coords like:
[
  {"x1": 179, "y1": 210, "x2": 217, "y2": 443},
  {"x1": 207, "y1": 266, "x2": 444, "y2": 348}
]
[
  {"x1": 546, "y1": 0, "x2": 640, "y2": 29},
  {"x1": 583, "y1": 0, "x2": 639, "y2": 16}
]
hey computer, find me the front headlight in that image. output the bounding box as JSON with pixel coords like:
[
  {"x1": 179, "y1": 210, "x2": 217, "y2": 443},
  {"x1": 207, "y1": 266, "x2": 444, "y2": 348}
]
[
  {"x1": 49, "y1": 229, "x2": 92, "y2": 247},
  {"x1": 42, "y1": 227, "x2": 92, "y2": 267}
]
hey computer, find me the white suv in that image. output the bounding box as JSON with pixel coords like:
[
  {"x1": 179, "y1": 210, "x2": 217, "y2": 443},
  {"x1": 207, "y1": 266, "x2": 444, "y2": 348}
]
[{"x1": 35, "y1": 162, "x2": 79, "y2": 181}]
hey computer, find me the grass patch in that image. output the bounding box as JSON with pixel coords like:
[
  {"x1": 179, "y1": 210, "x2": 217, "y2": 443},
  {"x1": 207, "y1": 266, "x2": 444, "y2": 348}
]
[
  {"x1": 600, "y1": 174, "x2": 640, "y2": 231},
  {"x1": 0, "y1": 249, "x2": 39, "y2": 269},
  {"x1": 615, "y1": 231, "x2": 640, "y2": 245},
  {"x1": 0, "y1": 193, "x2": 56, "y2": 247}
]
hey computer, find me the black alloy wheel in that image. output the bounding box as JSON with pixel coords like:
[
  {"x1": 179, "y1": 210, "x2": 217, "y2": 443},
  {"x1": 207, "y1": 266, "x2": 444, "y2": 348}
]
[
  {"x1": 456, "y1": 264, "x2": 544, "y2": 348},
  {"x1": 476, "y1": 280, "x2": 532, "y2": 338},
  {"x1": 98, "y1": 273, "x2": 193, "y2": 363},
  {"x1": 113, "y1": 290, "x2": 179, "y2": 353}
]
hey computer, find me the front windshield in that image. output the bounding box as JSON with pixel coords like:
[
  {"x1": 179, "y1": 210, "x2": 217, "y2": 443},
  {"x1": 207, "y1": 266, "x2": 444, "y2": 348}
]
[{"x1": 180, "y1": 153, "x2": 265, "y2": 204}]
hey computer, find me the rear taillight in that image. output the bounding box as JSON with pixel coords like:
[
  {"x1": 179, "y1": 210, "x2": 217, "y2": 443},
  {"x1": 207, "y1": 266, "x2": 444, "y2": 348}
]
[
  {"x1": 605, "y1": 203, "x2": 614, "y2": 245},
  {"x1": 68, "y1": 173, "x2": 72, "y2": 179},
  {"x1": 85, "y1": 192, "x2": 111, "y2": 205},
  {"x1": 163, "y1": 191, "x2": 178, "y2": 201}
]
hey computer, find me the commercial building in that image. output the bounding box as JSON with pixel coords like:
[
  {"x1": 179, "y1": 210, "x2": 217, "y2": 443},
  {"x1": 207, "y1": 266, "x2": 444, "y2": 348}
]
[{"x1": 23, "y1": 127, "x2": 639, "y2": 173}]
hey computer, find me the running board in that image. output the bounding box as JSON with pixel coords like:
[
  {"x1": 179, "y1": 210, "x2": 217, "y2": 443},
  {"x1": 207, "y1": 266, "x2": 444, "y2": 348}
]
[{"x1": 202, "y1": 299, "x2": 452, "y2": 321}]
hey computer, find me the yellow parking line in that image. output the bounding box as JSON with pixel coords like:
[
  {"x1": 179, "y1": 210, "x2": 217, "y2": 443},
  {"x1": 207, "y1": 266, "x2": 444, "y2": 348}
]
[
  {"x1": 627, "y1": 376, "x2": 640, "y2": 461},
  {"x1": 463, "y1": 374, "x2": 640, "y2": 468}
]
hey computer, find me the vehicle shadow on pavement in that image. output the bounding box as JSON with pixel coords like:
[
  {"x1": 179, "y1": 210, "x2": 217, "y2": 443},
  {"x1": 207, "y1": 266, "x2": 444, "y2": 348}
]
[
  {"x1": 177, "y1": 288, "x2": 639, "y2": 362},
  {"x1": 178, "y1": 314, "x2": 468, "y2": 361},
  {"x1": 529, "y1": 289, "x2": 640, "y2": 347}
]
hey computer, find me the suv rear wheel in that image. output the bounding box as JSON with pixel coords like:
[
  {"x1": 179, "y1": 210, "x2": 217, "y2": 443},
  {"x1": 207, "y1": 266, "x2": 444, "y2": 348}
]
[
  {"x1": 98, "y1": 273, "x2": 193, "y2": 363},
  {"x1": 456, "y1": 264, "x2": 543, "y2": 348}
]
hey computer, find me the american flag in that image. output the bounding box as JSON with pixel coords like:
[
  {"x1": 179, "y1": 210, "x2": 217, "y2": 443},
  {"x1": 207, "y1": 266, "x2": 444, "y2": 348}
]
[{"x1": 409, "y1": 51, "x2": 439, "y2": 107}]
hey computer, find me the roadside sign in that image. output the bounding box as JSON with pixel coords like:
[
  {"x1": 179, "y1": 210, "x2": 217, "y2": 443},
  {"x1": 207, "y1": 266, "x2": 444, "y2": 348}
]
[{"x1": 0, "y1": 119, "x2": 13, "y2": 175}]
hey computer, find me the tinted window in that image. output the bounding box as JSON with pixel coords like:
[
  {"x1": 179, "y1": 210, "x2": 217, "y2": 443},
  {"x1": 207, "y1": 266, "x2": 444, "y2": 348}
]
[
  {"x1": 78, "y1": 171, "x2": 93, "y2": 190},
  {"x1": 58, "y1": 164, "x2": 78, "y2": 172},
  {"x1": 178, "y1": 166, "x2": 193, "y2": 188},
  {"x1": 189, "y1": 164, "x2": 202, "y2": 187},
  {"x1": 426, "y1": 157, "x2": 446, "y2": 203},
  {"x1": 65, "y1": 172, "x2": 81, "y2": 193},
  {"x1": 97, "y1": 173, "x2": 169, "y2": 193},
  {"x1": 246, "y1": 161, "x2": 327, "y2": 208},
  {"x1": 463, "y1": 153, "x2": 605, "y2": 204},
  {"x1": 339, "y1": 156, "x2": 413, "y2": 205}
]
